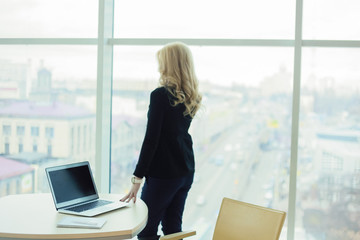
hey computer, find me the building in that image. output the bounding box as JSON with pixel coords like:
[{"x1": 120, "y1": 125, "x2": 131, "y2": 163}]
[
  {"x1": 0, "y1": 59, "x2": 28, "y2": 100},
  {"x1": 0, "y1": 156, "x2": 34, "y2": 197},
  {"x1": 0, "y1": 100, "x2": 95, "y2": 162}
]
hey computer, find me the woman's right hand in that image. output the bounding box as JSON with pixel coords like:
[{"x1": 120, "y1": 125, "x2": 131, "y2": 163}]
[{"x1": 120, "y1": 182, "x2": 141, "y2": 203}]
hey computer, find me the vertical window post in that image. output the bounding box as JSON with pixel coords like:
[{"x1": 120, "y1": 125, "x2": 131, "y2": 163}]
[
  {"x1": 95, "y1": 0, "x2": 114, "y2": 193},
  {"x1": 288, "y1": 0, "x2": 303, "y2": 239}
]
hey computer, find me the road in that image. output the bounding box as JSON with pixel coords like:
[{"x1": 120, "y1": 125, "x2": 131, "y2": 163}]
[{"x1": 182, "y1": 125, "x2": 288, "y2": 239}]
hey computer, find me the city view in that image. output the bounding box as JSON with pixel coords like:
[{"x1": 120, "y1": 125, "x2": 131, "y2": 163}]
[{"x1": 0, "y1": 47, "x2": 359, "y2": 239}]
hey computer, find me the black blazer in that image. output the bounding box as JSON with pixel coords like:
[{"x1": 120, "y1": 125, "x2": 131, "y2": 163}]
[{"x1": 133, "y1": 87, "x2": 195, "y2": 178}]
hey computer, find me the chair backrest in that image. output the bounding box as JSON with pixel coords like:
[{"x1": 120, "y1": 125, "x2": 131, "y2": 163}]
[{"x1": 212, "y1": 198, "x2": 286, "y2": 240}]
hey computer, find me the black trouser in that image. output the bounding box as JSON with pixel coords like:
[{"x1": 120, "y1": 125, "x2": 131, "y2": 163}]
[{"x1": 138, "y1": 172, "x2": 194, "y2": 240}]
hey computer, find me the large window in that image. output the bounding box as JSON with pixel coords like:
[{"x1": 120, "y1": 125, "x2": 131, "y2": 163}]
[
  {"x1": 303, "y1": 0, "x2": 360, "y2": 40},
  {"x1": 111, "y1": 47, "x2": 293, "y2": 239},
  {"x1": 1, "y1": 1, "x2": 360, "y2": 239},
  {"x1": 0, "y1": 45, "x2": 97, "y2": 194},
  {"x1": 297, "y1": 48, "x2": 360, "y2": 239},
  {"x1": 0, "y1": 0, "x2": 98, "y2": 38},
  {"x1": 114, "y1": 0, "x2": 295, "y2": 39}
]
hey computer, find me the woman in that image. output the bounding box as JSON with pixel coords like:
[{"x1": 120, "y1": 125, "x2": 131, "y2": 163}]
[{"x1": 121, "y1": 42, "x2": 202, "y2": 240}]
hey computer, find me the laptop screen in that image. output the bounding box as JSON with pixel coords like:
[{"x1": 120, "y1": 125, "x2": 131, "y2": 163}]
[{"x1": 46, "y1": 161, "x2": 98, "y2": 209}]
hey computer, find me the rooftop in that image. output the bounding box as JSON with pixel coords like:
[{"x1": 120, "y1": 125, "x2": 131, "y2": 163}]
[
  {"x1": 0, "y1": 100, "x2": 93, "y2": 119},
  {"x1": 112, "y1": 114, "x2": 143, "y2": 128},
  {"x1": 0, "y1": 156, "x2": 34, "y2": 180},
  {"x1": 7, "y1": 152, "x2": 48, "y2": 164}
]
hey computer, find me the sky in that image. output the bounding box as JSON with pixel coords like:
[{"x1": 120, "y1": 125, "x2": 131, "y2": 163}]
[
  {"x1": 0, "y1": 0, "x2": 359, "y2": 87},
  {"x1": 1, "y1": 0, "x2": 359, "y2": 39}
]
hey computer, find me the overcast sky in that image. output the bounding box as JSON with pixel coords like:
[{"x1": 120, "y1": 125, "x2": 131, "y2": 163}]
[{"x1": 0, "y1": 0, "x2": 359, "y2": 87}]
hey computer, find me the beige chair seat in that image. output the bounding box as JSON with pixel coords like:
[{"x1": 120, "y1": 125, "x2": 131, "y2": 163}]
[{"x1": 160, "y1": 197, "x2": 286, "y2": 240}]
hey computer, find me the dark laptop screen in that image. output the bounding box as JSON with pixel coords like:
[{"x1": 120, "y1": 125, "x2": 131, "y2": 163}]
[{"x1": 48, "y1": 164, "x2": 97, "y2": 204}]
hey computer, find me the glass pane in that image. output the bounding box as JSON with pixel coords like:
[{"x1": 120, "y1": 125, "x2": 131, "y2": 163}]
[
  {"x1": 297, "y1": 48, "x2": 360, "y2": 239},
  {"x1": 114, "y1": 0, "x2": 295, "y2": 39},
  {"x1": 303, "y1": 0, "x2": 360, "y2": 40},
  {"x1": 0, "y1": 46, "x2": 97, "y2": 197},
  {"x1": 0, "y1": 0, "x2": 98, "y2": 38},
  {"x1": 111, "y1": 45, "x2": 293, "y2": 239}
]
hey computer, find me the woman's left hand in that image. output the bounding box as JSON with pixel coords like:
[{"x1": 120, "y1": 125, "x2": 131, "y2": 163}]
[{"x1": 120, "y1": 183, "x2": 141, "y2": 203}]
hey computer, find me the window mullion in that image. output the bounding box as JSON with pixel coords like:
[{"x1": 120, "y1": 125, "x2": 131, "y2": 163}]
[
  {"x1": 95, "y1": 0, "x2": 114, "y2": 193},
  {"x1": 287, "y1": 0, "x2": 303, "y2": 239}
]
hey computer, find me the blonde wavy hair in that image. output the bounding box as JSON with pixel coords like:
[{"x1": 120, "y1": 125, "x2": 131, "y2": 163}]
[{"x1": 157, "y1": 42, "x2": 202, "y2": 118}]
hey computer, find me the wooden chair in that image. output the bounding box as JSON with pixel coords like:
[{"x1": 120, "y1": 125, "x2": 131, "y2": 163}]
[{"x1": 159, "y1": 197, "x2": 286, "y2": 240}]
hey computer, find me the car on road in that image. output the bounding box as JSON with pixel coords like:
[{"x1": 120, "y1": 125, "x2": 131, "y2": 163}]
[
  {"x1": 196, "y1": 195, "x2": 206, "y2": 206},
  {"x1": 209, "y1": 154, "x2": 224, "y2": 166}
]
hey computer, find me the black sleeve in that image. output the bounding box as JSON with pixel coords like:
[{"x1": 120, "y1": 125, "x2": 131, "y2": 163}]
[{"x1": 133, "y1": 89, "x2": 165, "y2": 178}]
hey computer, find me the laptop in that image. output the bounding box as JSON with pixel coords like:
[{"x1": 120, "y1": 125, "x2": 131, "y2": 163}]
[{"x1": 45, "y1": 161, "x2": 128, "y2": 217}]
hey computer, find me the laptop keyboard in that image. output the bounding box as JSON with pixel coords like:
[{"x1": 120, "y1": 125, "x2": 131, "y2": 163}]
[{"x1": 66, "y1": 199, "x2": 112, "y2": 212}]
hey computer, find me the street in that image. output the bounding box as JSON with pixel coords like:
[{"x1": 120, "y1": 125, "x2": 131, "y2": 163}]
[{"x1": 182, "y1": 124, "x2": 288, "y2": 239}]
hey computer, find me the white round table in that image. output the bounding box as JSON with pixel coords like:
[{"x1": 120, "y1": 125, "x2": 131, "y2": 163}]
[{"x1": 0, "y1": 193, "x2": 148, "y2": 240}]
